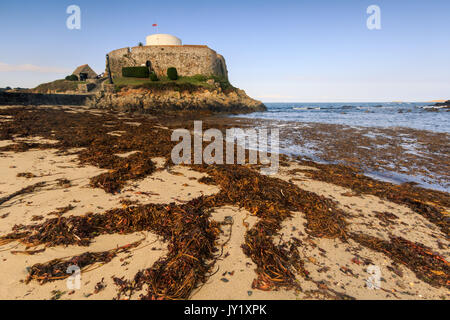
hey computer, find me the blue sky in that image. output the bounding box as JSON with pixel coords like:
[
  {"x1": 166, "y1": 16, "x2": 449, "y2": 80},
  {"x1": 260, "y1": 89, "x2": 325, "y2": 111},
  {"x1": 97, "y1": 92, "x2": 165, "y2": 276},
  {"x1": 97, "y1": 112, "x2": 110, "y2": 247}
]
[{"x1": 0, "y1": 0, "x2": 449, "y2": 102}]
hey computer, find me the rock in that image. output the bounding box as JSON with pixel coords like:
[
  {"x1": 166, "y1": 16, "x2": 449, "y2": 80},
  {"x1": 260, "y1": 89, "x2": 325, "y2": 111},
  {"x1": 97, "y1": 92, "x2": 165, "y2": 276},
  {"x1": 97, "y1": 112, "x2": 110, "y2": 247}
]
[
  {"x1": 77, "y1": 83, "x2": 96, "y2": 93},
  {"x1": 433, "y1": 100, "x2": 450, "y2": 107},
  {"x1": 102, "y1": 83, "x2": 115, "y2": 93},
  {"x1": 89, "y1": 86, "x2": 266, "y2": 114}
]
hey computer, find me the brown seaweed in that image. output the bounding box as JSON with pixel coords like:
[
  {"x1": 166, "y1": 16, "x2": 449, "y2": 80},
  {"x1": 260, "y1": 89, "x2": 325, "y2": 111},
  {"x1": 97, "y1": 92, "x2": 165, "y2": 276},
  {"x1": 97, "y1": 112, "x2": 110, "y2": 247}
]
[
  {"x1": 297, "y1": 161, "x2": 450, "y2": 236},
  {"x1": 351, "y1": 233, "x2": 450, "y2": 289},
  {"x1": 0, "y1": 106, "x2": 449, "y2": 299}
]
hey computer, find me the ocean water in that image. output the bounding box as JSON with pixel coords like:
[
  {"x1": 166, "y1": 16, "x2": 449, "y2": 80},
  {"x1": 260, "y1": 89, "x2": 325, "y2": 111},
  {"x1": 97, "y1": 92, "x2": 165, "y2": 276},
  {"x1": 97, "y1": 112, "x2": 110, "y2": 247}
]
[
  {"x1": 234, "y1": 102, "x2": 450, "y2": 133},
  {"x1": 230, "y1": 102, "x2": 449, "y2": 191}
]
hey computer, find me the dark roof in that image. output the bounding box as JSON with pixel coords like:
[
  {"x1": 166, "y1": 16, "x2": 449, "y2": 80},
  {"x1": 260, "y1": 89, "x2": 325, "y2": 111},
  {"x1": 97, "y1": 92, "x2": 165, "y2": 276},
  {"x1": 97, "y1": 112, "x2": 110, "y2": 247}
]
[{"x1": 72, "y1": 64, "x2": 97, "y2": 77}]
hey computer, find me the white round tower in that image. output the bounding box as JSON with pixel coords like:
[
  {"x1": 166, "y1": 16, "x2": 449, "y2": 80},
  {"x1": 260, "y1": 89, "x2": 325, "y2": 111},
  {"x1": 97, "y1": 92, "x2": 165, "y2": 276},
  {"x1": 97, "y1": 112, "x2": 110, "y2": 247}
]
[{"x1": 145, "y1": 34, "x2": 182, "y2": 46}]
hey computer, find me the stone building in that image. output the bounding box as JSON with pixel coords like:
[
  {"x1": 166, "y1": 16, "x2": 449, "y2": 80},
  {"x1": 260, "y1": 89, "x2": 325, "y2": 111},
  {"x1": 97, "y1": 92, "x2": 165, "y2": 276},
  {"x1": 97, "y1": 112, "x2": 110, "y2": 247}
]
[
  {"x1": 146, "y1": 34, "x2": 182, "y2": 46},
  {"x1": 106, "y1": 34, "x2": 228, "y2": 79},
  {"x1": 72, "y1": 64, "x2": 98, "y2": 80}
]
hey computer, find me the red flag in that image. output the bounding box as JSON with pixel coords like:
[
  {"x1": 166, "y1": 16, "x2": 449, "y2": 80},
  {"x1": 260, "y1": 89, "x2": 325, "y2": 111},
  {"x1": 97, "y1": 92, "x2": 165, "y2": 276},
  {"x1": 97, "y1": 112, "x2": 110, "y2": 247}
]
[{"x1": 152, "y1": 24, "x2": 158, "y2": 27}]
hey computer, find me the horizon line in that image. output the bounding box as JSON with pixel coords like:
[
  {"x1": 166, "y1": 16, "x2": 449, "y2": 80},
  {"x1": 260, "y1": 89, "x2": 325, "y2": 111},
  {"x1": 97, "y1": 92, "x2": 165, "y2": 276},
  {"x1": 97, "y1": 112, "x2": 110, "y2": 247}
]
[{"x1": 261, "y1": 100, "x2": 443, "y2": 103}]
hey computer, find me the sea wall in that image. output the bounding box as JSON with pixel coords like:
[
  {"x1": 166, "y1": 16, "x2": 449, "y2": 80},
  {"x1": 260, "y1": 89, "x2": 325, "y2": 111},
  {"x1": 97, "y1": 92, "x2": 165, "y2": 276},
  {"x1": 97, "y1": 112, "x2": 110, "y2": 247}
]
[
  {"x1": 107, "y1": 45, "x2": 228, "y2": 79},
  {"x1": 0, "y1": 92, "x2": 91, "y2": 106}
]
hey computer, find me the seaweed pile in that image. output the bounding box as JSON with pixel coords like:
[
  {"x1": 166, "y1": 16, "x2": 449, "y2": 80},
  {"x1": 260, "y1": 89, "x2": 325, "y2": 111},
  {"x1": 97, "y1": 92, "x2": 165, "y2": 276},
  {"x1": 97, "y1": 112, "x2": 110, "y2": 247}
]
[
  {"x1": 352, "y1": 234, "x2": 449, "y2": 288},
  {"x1": 0, "y1": 106, "x2": 449, "y2": 298},
  {"x1": 112, "y1": 199, "x2": 219, "y2": 299},
  {"x1": 1, "y1": 162, "x2": 348, "y2": 297},
  {"x1": 26, "y1": 241, "x2": 142, "y2": 284},
  {"x1": 3, "y1": 200, "x2": 219, "y2": 299},
  {"x1": 0, "y1": 106, "x2": 175, "y2": 193},
  {"x1": 195, "y1": 164, "x2": 346, "y2": 291},
  {"x1": 0, "y1": 182, "x2": 45, "y2": 206},
  {"x1": 296, "y1": 161, "x2": 450, "y2": 237}
]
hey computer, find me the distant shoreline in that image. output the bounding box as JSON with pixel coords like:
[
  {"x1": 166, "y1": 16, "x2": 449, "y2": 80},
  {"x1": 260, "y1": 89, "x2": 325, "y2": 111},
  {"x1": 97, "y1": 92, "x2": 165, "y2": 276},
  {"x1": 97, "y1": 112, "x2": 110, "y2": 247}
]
[{"x1": 234, "y1": 102, "x2": 450, "y2": 134}]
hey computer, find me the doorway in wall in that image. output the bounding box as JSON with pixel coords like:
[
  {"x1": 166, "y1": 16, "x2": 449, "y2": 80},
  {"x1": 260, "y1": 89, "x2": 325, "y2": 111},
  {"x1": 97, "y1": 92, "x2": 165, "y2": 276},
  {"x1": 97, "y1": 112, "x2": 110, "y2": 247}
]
[{"x1": 146, "y1": 60, "x2": 153, "y2": 72}]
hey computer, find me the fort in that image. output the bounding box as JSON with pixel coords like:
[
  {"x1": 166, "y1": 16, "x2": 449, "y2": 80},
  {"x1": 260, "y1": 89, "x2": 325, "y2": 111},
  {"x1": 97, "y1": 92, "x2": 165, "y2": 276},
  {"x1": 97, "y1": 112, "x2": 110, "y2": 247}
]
[
  {"x1": 28, "y1": 33, "x2": 265, "y2": 114},
  {"x1": 106, "y1": 34, "x2": 228, "y2": 79}
]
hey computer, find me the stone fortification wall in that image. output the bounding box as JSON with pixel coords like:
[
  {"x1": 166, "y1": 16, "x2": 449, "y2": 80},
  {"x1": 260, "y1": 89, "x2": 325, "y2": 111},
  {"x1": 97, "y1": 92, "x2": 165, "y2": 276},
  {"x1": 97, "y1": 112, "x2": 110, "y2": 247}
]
[
  {"x1": 107, "y1": 45, "x2": 228, "y2": 79},
  {"x1": 0, "y1": 92, "x2": 91, "y2": 106}
]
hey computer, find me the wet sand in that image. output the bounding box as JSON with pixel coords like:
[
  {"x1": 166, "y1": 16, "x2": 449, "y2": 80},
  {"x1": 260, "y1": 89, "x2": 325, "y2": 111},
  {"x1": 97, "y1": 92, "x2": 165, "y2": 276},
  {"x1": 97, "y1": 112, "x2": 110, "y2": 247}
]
[{"x1": 223, "y1": 118, "x2": 450, "y2": 191}]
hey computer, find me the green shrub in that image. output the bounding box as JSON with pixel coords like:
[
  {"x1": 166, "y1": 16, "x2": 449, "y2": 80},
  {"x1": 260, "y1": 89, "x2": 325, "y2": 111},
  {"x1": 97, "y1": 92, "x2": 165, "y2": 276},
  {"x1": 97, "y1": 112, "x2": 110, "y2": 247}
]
[
  {"x1": 65, "y1": 74, "x2": 78, "y2": 81},
  {"x1": 167, "y1": 67, "x2": 178, "y2": 80},
  {"x1": 190, "y1": 74, "x2": 207, "y2": 82},
  {"x1": 208, "y1": 75, "x2": 234, "y2": 91},
  {"x1": 149, "y1": 72, "x2": 159, "y2": 81},
  {"x1": 122, "y1": 66, "x2": 150, "y2": 78}
]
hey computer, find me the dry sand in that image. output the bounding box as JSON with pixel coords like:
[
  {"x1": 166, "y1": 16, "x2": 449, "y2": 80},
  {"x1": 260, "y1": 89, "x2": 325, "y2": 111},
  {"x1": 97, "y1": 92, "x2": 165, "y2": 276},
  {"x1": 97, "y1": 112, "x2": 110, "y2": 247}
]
[{"x1": 0, "y1": 143, "x2": 219, "y2": 300}]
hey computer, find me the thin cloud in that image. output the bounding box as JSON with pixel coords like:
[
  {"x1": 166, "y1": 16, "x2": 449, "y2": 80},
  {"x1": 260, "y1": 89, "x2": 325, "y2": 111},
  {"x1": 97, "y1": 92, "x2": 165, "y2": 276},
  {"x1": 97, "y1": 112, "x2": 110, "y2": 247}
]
[{"x1": 0, "y1": 62, "x2": 70, "y2": 74}]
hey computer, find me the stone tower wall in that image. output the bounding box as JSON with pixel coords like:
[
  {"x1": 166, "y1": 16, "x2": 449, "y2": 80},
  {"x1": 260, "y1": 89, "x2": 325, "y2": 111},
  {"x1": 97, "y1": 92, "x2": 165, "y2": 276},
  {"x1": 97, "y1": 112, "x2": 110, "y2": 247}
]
[{"x1": 106, "y1": 45, "x2": 228, "y2": 79}]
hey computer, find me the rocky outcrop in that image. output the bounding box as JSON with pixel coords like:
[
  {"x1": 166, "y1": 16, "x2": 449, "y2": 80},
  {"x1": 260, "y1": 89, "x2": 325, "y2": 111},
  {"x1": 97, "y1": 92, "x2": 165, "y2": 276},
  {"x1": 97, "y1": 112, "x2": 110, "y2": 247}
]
[
  {"x1": 88, "y1": 86, "x2": 266, "y2": 114},
  {"x1": 434, "y1": 100, "x2": 450, "y2": 107}
]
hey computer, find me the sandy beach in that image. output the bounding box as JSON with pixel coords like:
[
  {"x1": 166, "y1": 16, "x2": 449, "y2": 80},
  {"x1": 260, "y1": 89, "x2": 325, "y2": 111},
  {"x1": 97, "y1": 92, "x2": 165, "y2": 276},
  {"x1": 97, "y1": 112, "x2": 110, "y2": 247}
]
[{"x1": 0, "y1": 105, "x2": 448, "y2": 300}]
